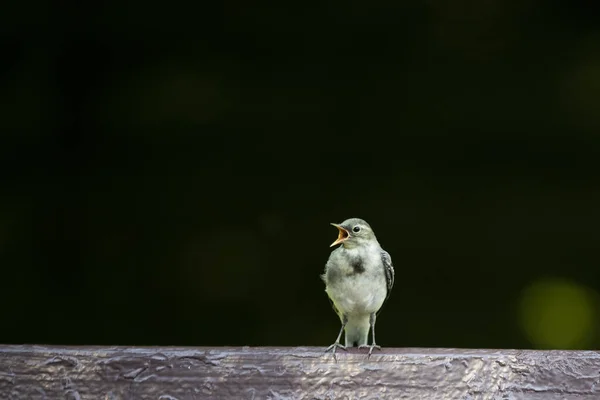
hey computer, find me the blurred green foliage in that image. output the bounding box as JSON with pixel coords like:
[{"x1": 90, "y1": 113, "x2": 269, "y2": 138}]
[{"x1": 1, "y1": 0, "x2": 600, "y2": 349}]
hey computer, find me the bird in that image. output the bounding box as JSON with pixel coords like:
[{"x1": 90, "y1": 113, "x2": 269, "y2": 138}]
[{"x1": 322, "y1": 217, "x2": 395, "y2": 359}]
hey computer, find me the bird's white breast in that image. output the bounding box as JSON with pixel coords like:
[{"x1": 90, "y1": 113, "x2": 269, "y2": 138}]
[{"x1": 325, "y1": 244, "x2": 388, "y2": 317}]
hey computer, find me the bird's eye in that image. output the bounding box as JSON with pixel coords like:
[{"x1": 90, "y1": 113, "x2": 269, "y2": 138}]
[{"x1": 353, "y1": 226, "x2": 361, "y2": 233}]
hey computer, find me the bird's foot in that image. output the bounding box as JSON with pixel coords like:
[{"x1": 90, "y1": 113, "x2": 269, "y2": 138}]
[
  {"x1": 325, "y1": 342, "x2": 347, "y2": 361},
  {"x1": 359, "y1": 344, "x2": 381, "y2": 357}
]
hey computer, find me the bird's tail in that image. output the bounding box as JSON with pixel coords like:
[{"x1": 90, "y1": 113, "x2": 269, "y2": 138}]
[{"x1": 344, "y1": 317, "x2": 370, "y2": 347}]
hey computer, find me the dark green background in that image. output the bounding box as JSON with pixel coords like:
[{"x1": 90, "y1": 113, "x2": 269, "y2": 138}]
[{"x1": 2, "y1": 0, "x2": 600, "y2": 349}]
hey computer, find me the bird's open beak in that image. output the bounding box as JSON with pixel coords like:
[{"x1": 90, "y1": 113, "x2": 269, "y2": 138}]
[{"x1": 330, "y1": 223, "x2": 350, "y2": 247}]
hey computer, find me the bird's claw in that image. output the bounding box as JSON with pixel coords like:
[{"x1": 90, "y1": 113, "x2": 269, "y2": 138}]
[
  {"x1": 359, "y1": 344, "x2": 381, "y2": 357},
  {"x1": 325, "y1": 342, "x2": 347, "y2": 361}
]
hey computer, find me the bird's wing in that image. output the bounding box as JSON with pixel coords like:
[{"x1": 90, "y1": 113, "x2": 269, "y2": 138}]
[
  {"x1": 322, "y1": 264, "x2": 342, "y2": 318},
  {"x1": 328, "y1": 296, "x2": 340, "y2": 317},
  {"x1": 380, "y1": 250, "x2": 395, "y2": 310}
]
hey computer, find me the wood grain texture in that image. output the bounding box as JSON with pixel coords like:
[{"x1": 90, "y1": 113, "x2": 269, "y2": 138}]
[{"x1": 1, "y1": 345, "x2": 600, "y2": 399}]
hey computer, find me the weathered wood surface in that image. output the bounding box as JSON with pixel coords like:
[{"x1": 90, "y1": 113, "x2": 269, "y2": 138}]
[{"x1": 1, "y1": 345, "x2": 599, "y2": 399}]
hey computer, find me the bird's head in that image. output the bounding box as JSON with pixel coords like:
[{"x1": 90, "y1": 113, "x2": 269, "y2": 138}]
[{"x1": 330, "y1": 218, "x2": 376, "y2": 248}]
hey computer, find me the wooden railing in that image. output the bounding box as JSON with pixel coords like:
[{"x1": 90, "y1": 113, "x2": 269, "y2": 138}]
[{"x1": 1, "y1": 345, "x2": 598, "y2": 399}]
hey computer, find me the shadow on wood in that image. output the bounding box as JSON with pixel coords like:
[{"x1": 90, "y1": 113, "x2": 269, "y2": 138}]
[{"x1": 1, "y1": 345, "x2": 599, "y2": 399}]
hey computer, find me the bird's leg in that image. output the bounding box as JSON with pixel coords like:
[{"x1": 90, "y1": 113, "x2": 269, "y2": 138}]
[
  {"x1": 325, "y1": 315, "x2": 348, "y2": 361},
  {"x1": 364, "y1": 312, "x2": 381, "y2": 357}
]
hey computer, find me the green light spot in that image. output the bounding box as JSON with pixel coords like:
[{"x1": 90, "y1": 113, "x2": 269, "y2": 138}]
[{"x1": 519, "y1": 278, "x2": 596, "y2": 349}]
